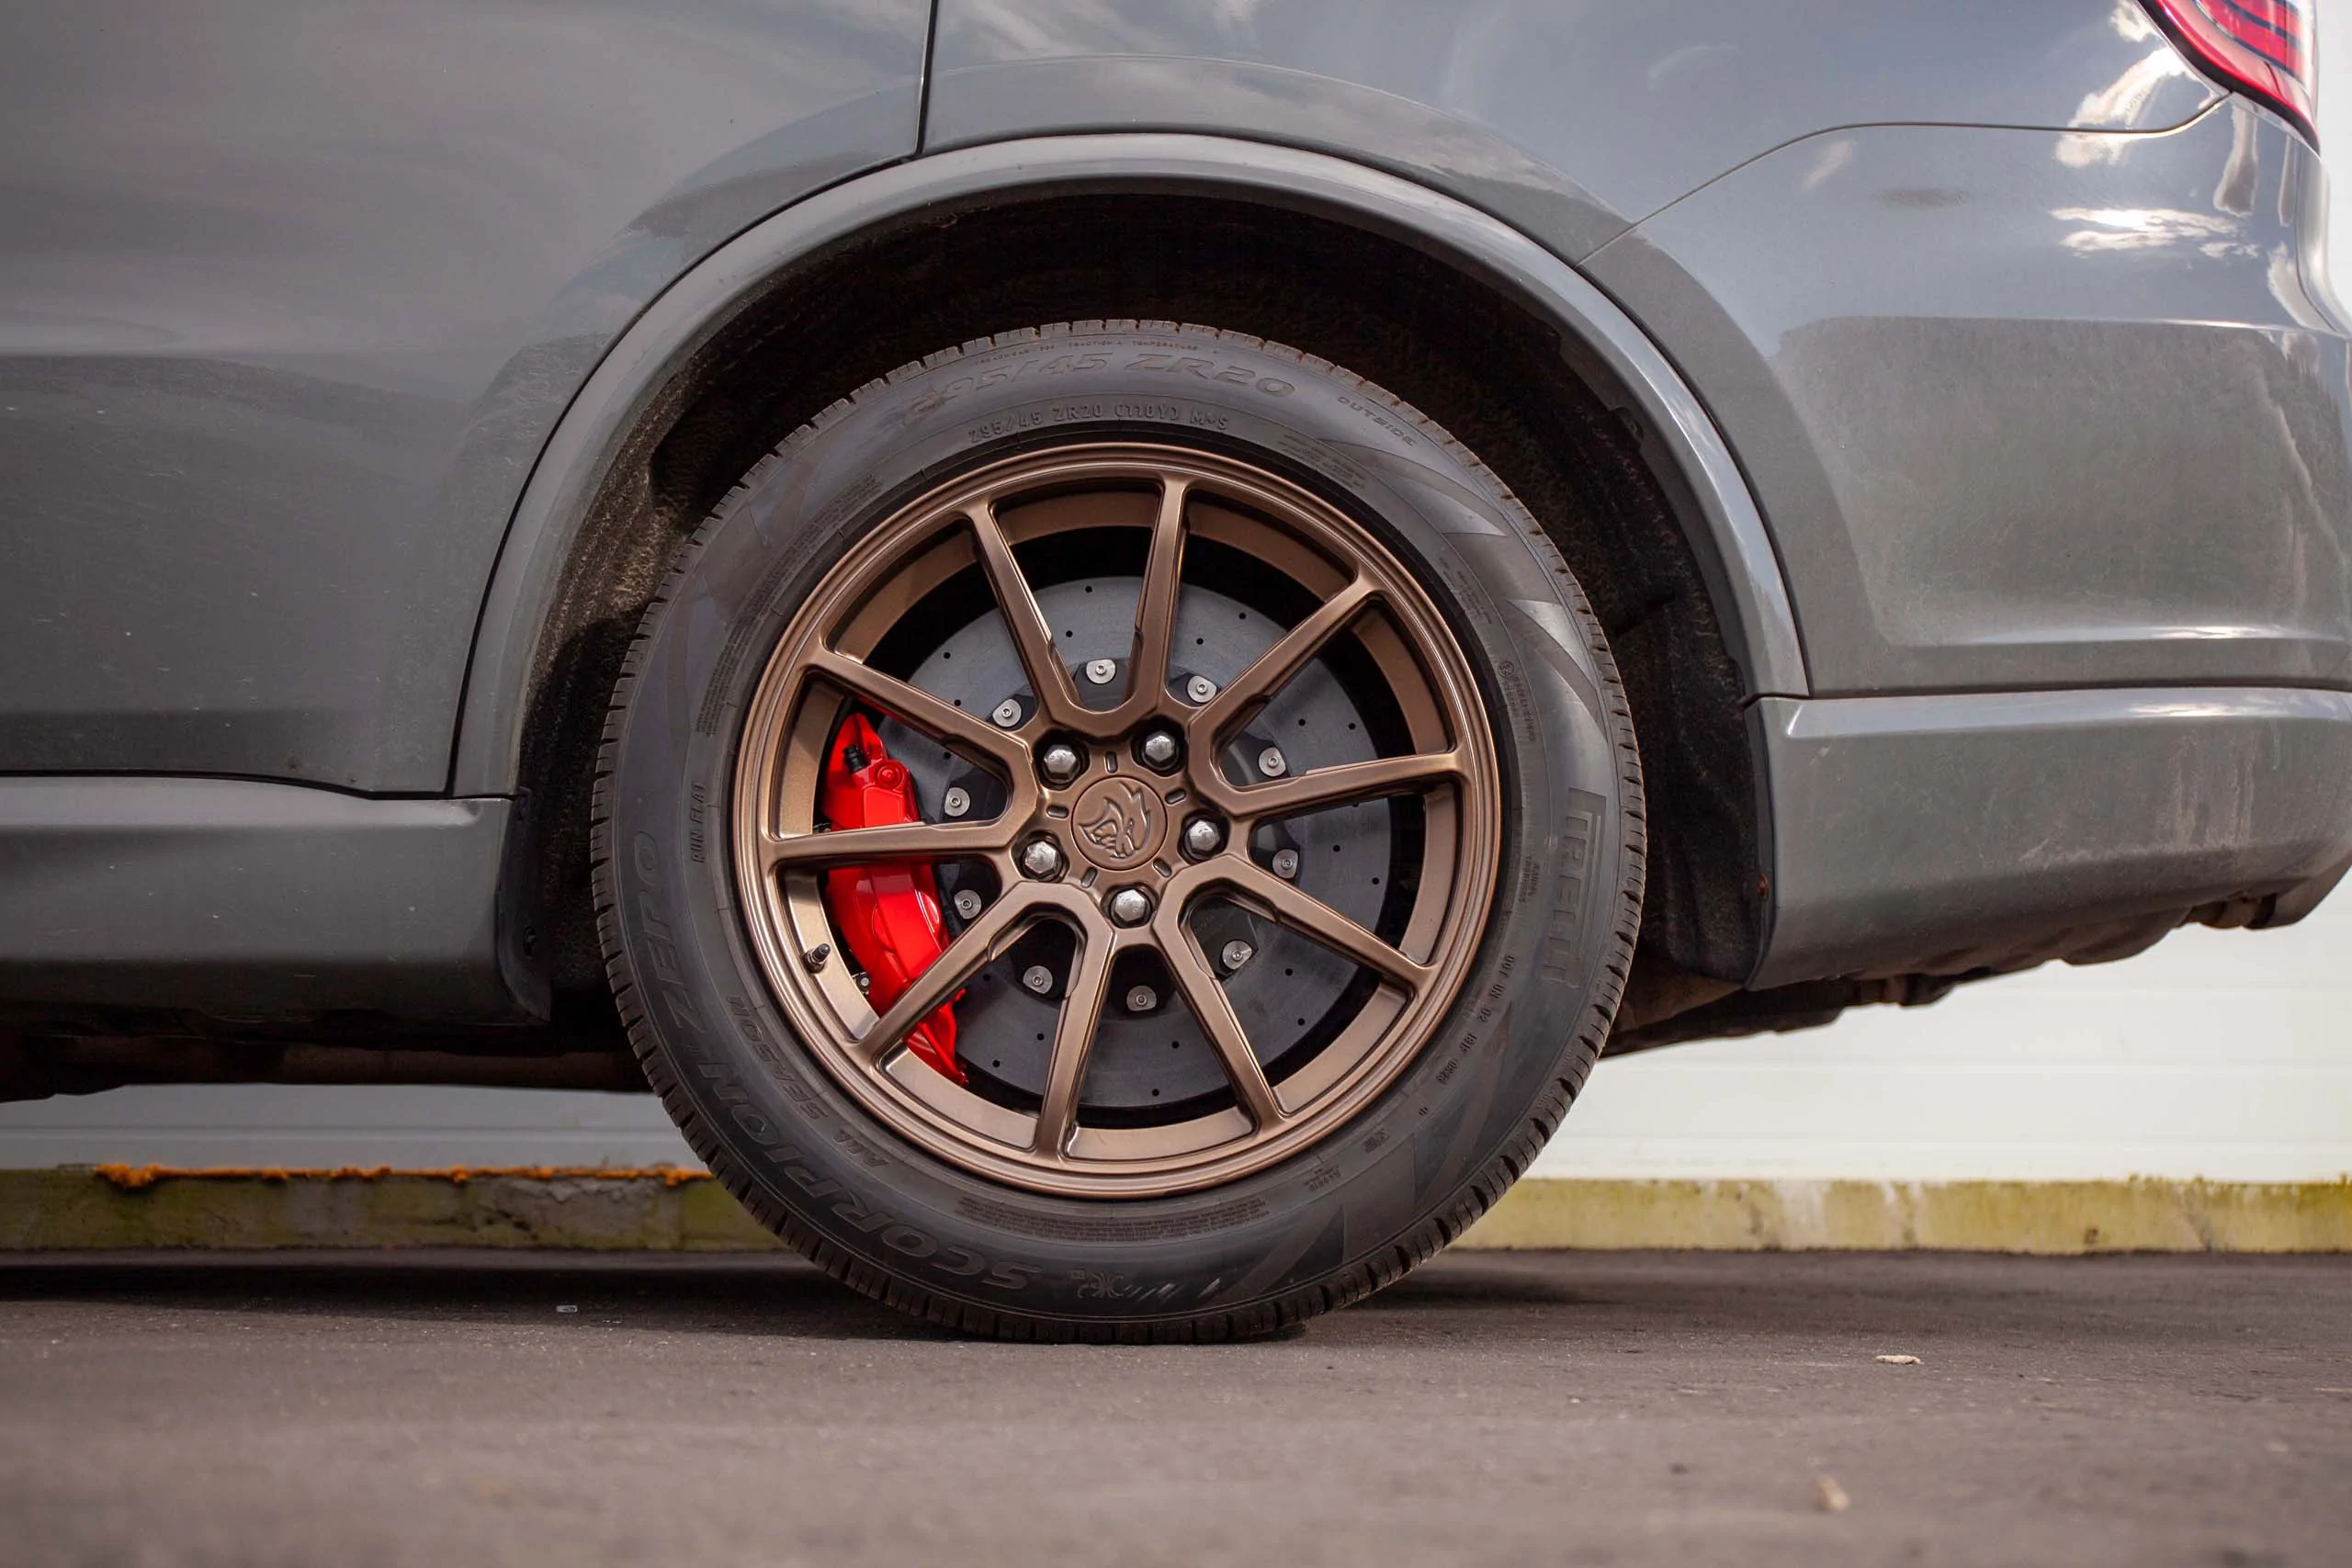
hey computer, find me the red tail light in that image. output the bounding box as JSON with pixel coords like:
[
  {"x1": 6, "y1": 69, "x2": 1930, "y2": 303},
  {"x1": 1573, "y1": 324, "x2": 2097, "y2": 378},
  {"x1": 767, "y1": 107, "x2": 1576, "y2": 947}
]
[{"x1": 2143, "y1": 0, "x2": 2316, "y2": 143}]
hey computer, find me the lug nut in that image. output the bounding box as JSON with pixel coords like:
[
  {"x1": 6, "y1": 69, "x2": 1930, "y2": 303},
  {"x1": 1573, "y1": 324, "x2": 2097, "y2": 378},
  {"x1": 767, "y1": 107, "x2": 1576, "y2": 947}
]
[
  {"x1": 1137, "y1": 729, "x2": 1182, "y2": 770},
  {"x1": 1271, "y1": 848, "x2": 1300, "y2": 881},
  {"x1": 942, "y1": 785, "x2": 971, "y2": 819},
  {"x1": 990, "y1": 697, "x2": 1023, "y2": 729},
  {"x1": 1106, "y1": 887, "x2": 1153, "y2": 926},
  {"x1": 1256, "y1": 746, "x2": 1287, "y2": 779},
  {"x1": 1021, "y1": 964, "x2": 1055, "y2": 996},
  {"x1": 1219, "y1": 940, "x2": 1255, "y2": 974},
  {"x1": 952, "y1": 888, "x2": 984, "y2": 920},
  {"x1": 1039, "y1": 742, "x2": 1083, "y2": 784},
  {"x1": 1020, "y1": 839, "x2": 1065, "y2": 879},
  {"x1": 1084, "y1": 657, "x2": 1118, "y2": 686},
  {"x1": 1184, "y1": 674, "x2": 1218, "y2": 705},
  {"x1": 1182, "y1": 817, "x2": 1226, "y2": 859},
  {"x1": 1125, "y1": 985, "x2": 1159, "y2": 1013}
]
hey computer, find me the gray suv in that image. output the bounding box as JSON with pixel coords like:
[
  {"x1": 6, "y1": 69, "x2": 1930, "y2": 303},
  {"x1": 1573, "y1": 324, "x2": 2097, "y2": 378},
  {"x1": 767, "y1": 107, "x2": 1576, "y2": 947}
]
[{"x1": 4, "y1": 0, "x2": 2346, "y2": 1337}]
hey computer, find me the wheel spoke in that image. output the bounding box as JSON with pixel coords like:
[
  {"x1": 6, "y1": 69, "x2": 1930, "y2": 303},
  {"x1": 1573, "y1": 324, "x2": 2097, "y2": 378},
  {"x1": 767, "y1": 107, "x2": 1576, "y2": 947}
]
[
  {"x1": 854, "y1": 884, "x2": 1042, "y2": 1065},
  {"x1": 763, "y1": 818, "x2": 1007, "y2": 871},
  {"x1": 1125, "y1": 477, "x2": 1191, "y2": 705},
  {"x1": 1193, "y1": 576, "x2": 1376, "y2": 739},
  {"x1": 1030, "y1": 923, "x2": 1118, "y2": 1156},
  {"x1": 1216, "y1": 860, "x2": 1431, "y2": 993},
  {"x1": 1228, "y1": 750, "x2": 1464, "y2": 821},
  {"x1": 967, "y1": 501, "x2": 1085, "y2": 727},
  {"x1": 735, "y1": 443, "x2": 1501, "y2": 1195},
  {"x1": 1159, "y1": 911, "x2": 1285, "y2": 1129},
  {"x1": 808, "y1": 646, "x2": 1026, "y2": 772}
]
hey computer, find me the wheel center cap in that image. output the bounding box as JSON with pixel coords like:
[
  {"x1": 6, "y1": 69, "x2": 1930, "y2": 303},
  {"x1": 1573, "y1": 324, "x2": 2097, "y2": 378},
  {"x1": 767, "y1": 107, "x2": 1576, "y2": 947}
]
[{"x1": 1069, "y1": 774, "x2": 1166, "y2": 871}]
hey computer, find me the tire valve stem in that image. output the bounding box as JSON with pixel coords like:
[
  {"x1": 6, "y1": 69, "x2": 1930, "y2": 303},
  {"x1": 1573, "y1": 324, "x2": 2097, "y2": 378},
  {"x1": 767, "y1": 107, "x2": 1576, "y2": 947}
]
[{"x1": 802, "y1": 942, "x2": 832, "y2": 973}]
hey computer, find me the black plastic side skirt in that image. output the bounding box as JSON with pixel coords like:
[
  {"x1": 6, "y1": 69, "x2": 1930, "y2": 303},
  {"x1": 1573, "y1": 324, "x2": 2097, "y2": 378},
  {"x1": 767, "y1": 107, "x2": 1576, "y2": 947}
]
[{"x1": 0, "y1": 777, "x2": 541, "y2": 1022}]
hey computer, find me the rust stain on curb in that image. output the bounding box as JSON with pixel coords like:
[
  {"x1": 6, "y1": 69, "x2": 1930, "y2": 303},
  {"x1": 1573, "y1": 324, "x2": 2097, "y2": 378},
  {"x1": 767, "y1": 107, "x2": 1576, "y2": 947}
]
[{"x1": 94, "y1": 1163, "x2": 714, "y2": 1191}]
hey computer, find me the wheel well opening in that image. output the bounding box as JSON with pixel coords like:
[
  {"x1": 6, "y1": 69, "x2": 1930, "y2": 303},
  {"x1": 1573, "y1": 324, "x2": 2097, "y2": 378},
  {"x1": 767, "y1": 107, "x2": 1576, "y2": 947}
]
[{"x1": 524, "y1": 191, "x2": 1764, "y2": 1021}]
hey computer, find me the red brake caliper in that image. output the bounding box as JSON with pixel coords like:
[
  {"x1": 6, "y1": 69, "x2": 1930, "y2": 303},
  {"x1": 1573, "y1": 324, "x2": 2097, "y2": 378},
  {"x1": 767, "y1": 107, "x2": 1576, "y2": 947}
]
[{"x1": 818, "y1": 715, "x2": 965, "y2": 1084}]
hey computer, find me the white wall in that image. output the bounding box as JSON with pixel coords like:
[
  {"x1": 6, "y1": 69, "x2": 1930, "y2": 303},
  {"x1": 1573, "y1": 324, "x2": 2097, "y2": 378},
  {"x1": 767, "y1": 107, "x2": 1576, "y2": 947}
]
[{"x1": 2, "y1": 7, "x2": 2348, "y2": 1179}]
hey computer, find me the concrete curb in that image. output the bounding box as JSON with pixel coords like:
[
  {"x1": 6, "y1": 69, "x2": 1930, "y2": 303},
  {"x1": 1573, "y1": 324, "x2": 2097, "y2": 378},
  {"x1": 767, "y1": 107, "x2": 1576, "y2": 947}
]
[
  {"x1": 1455, "y1": 1176, "x2": 2352, "y2": 1252},
  {"x1": 0, "y1": 1167, "x2": 777, "y2": 1252},
  {"x1": 2, "y1": 1168, "x2": 2347, "y2": 1253}
]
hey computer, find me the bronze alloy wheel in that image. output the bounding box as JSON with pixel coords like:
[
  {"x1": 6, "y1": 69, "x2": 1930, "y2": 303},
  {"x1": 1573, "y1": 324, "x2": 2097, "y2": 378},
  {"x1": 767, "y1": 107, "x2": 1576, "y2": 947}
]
[
  {"x1": 731, "y1": 444, "x2": 1501, "y2": 1198},
  {"x1": 597, "y1": 321, "x2": 1643, "y2": 1339}
]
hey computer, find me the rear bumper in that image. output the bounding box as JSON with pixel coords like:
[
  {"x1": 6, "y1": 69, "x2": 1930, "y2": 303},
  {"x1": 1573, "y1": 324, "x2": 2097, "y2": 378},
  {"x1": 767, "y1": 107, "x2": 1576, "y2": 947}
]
[
  {"x1": 1591, "y1": 98, "x2": 2352, "y2": 986},
  {"x1": 1752, "y1": 687, "x2": 2352, "y2": 987}
]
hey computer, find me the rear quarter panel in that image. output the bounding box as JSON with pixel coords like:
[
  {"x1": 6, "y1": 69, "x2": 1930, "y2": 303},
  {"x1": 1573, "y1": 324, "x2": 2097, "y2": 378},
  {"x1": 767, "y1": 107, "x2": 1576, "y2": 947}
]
[{"x1": 929, "y1": 0, "x2": 2219, "y2": 259}]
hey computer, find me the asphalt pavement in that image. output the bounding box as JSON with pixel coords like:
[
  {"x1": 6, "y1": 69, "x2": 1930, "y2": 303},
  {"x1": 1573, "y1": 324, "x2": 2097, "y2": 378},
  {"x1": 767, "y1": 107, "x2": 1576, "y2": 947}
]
[{"x1": 1, "y1": 1248, "x2": 2345, "y2": 1567}]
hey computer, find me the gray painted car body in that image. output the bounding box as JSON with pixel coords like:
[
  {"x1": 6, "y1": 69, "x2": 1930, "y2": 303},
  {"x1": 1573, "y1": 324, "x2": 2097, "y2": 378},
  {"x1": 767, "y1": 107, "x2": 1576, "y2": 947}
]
[
  {"x1": 927, "y1": 0, "x2": 2222, "y2": 257},
  {"x1": 1, "y1": 0, "x2": 2348, "y2": 1025},
  {"x1": 0, "y1": 0, "x2": 930, "y2": 791},
  {"x1": 1589, "y1": 101, "x2": 2352, "y2": 695}
]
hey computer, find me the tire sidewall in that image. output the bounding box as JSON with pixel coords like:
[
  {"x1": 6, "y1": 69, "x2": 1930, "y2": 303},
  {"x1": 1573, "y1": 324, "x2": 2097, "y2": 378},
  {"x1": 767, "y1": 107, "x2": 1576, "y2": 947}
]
[{"x1": 605, "y1": 324, "x2": 1634, "y2": 1331}]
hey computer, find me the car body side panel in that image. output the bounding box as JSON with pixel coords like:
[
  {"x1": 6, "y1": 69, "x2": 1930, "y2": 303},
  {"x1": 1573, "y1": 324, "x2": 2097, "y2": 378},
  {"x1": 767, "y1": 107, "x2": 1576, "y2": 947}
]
[
  {"x1": 0, "y1": 0, "x2": 928, "y2": 792},
  {"x1": 928, "y1": 0, "x2": 2219, "y2": 262},
  {"x1": 1586, "y1": 103, "x2": 2352, "y2": 695}
]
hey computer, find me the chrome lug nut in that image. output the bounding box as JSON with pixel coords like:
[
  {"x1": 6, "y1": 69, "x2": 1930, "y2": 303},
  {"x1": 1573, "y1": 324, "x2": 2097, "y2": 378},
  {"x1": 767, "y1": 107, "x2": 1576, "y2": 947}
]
[
  {"x1": 1270, "y1": 848, "x2": 1301, "y2": 881},
  {"x1": 989, "y1": 697, "x2": 1023, "y2": 729},
  {"x1": 1038, "y1": 742, "x2": 1083, "y2": 784},
  {"x1": 1083, "y1": 657, "x2": 1118, "y2": 686},
  {"x1": 1256, "y1": 746, "x2": 1287, "y2": 779},
  {"x1": 1019, "y1": 839, "x2": 1065, "y2": 879},
  {"x1": 1182, "y1": 817, "x2": 1225, "y2": 859},
  {"x1": 1021, "y1": 964, "x2": 1055, "y2": 996},
  {"x1": 1219, "y1": 940, "x2": 1255, "y2": 974},
  {"x1": 1184, "y1": 674, "x2": 1217, "y2": 705},
  {"x1": 1106, "y1": 887, "x2": 1153, "y2": 926},
  {"x1": 1125, "y1": 985, "x2": 1159, "y2": 1013},
  {"x1": 1137, "y1": 729, "x2": 1182, "y2": 770},
  {"x1": 951, "y1": 887, "x2": 984, "y2": 920},
  {"x1": 941, "y1": 785, "x2": 971, "y2": 818}
]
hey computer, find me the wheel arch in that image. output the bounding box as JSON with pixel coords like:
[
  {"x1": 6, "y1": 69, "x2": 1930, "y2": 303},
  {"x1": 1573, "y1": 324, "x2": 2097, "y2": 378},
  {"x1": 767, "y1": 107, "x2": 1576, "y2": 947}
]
[{"x1": 451, "y1": 132, "x2": 1802, "y2": 998}]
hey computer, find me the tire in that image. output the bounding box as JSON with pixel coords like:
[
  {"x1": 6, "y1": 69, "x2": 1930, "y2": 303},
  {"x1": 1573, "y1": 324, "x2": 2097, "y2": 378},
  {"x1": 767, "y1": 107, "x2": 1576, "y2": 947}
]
[{"x1": 593, "y1": 321, "x2": 1644, "y2": 1340}]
